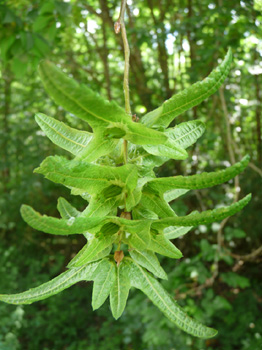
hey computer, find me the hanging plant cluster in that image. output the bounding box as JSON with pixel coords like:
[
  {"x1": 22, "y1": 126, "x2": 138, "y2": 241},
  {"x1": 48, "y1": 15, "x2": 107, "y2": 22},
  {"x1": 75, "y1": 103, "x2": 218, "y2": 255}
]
[{"x1": 0, "y1": 2, "x2": 251, "y2": 339}]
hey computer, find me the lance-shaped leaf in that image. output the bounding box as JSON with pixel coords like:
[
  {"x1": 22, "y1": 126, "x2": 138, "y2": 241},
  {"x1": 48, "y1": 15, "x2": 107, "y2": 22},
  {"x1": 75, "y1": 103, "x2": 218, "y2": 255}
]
[
  {"x1": 77, "y1": 133, "x2": 119, "y2": 162},
  {"x1": 68, "y1": 234, "x2": 117, "y2": 268},
  {"x1": 142, "y1": 152, "x2": 168, "y2": 169},
  {"x1": 110, "y1": 260, "x2": 131, "y2": 319},
  {"x1": 141, "y1": 120, "x2": 205, "y2": 166},
  {"x1": 126, "y1": 258, "x2": 217, "y2": 339},
  {"x1": 35, "y1": 156, "x2": 137, "y2": 196},
  {"x1": 39, "y1": 60, "x2": 167, "y2": 146},
  {"x1": 142, "y1": 137, "x2": 188, "y2": 160},
  {"x1": 164, "y1": 226, "x2": 193, "y2": 240},
  {"x1": 152, "y1": 194, "x2": 252, "y2": 230},
  {"x1": 121, "y1": 218, "x2": 151, "y2": 250},
  {"x1": 129, "y1": 249, "x2": 167, "y2": 279},
  {"x1": 148, "y1": 232, "x2": 182, "y2": 259},
  {"x1": 92, "y1": 258, "x2": 116, "y2": 310},
  {"x1": 141, "y1": 49, "x2": 232, "y2": 128},
  {"x1": 35, "y1": 113, "x2": 92, "y2": 155},
  {"x1": 162, "y1": 211, "x2": 196, "y2": 239},
  {"x1": 125, "y1": 187, "x2": 142, "y2": 212},
  {"x1": 105, "y1": 121, "x2": 168, "y2": 146},
  {"x1": 139, "y1": 189, "x2": 176, "y2": 218},
  {"x1": 132, "y1": 207, "x2": 158, "y2": 220},
  {"x1": 164, "y1": 189, "x2": 189, "y2": 203},
  {"x1": 165, "y1": 120, "x2": 206, "y2": 149},
  {"x1": 82, "y1": 195, "x2": 119, "y2": 218},
  {"x1": 39, "y1": 60, "x2": 131, "y2": 129},
  {"x1": 57, "y1": 197, "x2": 81, "y2": 220},
  {"x1": 147, "y1": 155, "x2": 250, "y2": 194},
  {"x1": 0, "y1": 261, "x2": 100, "y2": 305},
  {"x1": 21, "y1": 205, "x2": 104, "y2": 236}
]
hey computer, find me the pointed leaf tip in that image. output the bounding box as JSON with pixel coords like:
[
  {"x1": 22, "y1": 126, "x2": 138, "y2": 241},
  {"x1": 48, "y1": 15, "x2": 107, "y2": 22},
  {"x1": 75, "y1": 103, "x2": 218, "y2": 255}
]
[{"x1": 142, "y1": 49, "x2": 233, "y2": 128}]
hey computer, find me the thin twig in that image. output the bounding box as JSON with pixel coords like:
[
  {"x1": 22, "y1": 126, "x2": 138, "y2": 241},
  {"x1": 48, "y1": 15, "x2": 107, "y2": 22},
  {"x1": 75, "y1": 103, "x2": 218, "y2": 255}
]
[
  {"x1": 115, "y1": 0, "x2": 131, "y2": 164},
  {"x1": 230, "y1": 245, "x2": 262, "y2": 261},
  {"x1": 248, "y1": 162, "x2": 262, "y2": 177}
]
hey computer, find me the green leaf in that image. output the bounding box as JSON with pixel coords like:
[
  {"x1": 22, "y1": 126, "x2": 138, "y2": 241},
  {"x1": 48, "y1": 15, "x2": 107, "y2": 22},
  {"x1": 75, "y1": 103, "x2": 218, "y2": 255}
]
[
  {"x1": 0, "y1": 261, "x2": 100, "y2": 305},
  {"x1": 142, "y1": 137, "x2": 188, "y2": 160},
  {"x1": 57, "y1": 197, "x2": 80, "y2": 220},
  {"x1": 35, "y1": 156, "x2": 137, "y2": 196},
  {"x1": 164, "y1": 189, "x2": 189, "y2": 203},
  {"x1": 38, "y1": 60, "x2": 130, "y2": 128},
  {"x1": 165, "y1": 120, "x2": 206, "y2": 149},
  {"x1": 77, "y1": 133, "x2": 119, "y2": 162},
  {"x1": 21, "y1": 205, "x2": 103, "y2": 236},
  {"x1": 68, "y1": 234, "x2": 116, "y2": 268},
  {"x1": 39, "y1": 60, "x2": 167, "y2": 146},
  {"x1": 132, "y1": 207, "x2": 158, "y2": 220},
  {"x1": 126, "y1": 258, "x2": 217, "y2": 338},
  {"x1": 122, "y1": 219, "x2": 151, "y2": 250},
  {"x1": 35, "y1": 113, "x2": 92, "y2": 155},
  {"x1": 125, "y1": 187, "x2": 142, "y2": 212},
  {"x1": 139, "y1": 189, "x2": 176, "y2": 218},
  {"x1": 110, "y1": 260, "x2": 131, "y2": 319},
  {"x1": 164, "y1": 226, "x2": 193, "y2": 240},
  {"x1": 129, "y1": 249, "x2": 167, "y2": 279},
  {"x1": 152, "y1": 194, "x2": 252, "y2": 230},
  {"x1": 147, "y1": 155, "x2": 250, "y2": 194},
  {"x1": 162, "y1": 211, "x2": 197, "y2": 239},
  {"x1": 92, "y1": 259, "x2": 116, "y2": 310},
  {"x1": 148, "y1": 232, "x2": 182, "y2": 259},
  {"x1": 122, "y1": 121, "x2": 167, "y2": 146},
  {"x1": 142, "y1": 49, "x2": 232, "y2": 128},
  {"x1": 82, "y1": 196, "x2": 119, "y2": 218}
]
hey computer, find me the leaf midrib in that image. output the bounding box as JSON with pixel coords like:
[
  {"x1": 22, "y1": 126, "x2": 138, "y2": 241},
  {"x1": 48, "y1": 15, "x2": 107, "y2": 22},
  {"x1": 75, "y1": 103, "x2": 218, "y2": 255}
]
[
  {"x1": 160, "y1": 61, "x2": 230, "y2": 119},
  {"x1": 0, "y1": 263, "x2": 99, "y2": 302}
]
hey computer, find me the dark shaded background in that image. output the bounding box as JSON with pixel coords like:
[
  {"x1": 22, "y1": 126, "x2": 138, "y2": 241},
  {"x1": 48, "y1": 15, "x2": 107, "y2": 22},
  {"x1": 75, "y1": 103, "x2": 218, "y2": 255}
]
[{"x1": 0, "y1": 0, "x2": 261, "y2": 349}]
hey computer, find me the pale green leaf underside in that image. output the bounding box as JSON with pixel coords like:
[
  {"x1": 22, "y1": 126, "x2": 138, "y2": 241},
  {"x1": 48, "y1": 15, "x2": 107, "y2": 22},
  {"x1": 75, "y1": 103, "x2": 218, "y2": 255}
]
[
  {"x1": 82, "y1": 196, "x2": 119, "y2": 218},
  {"x1": 142, "y1": 49, "x2": 232, "y2": 128},
  {"x1": 57, "y1": 197, "x2": 80, "y2": 220},
  {"x1": 129, "y1": 249, "x2": 167, "y2": 279},
  {"x1": 140, "y1": 120, "x2": 205, "y2": 167},
  {"x1": 143, "y1": 138, "x2": 188, "y2": 160},
  {"x1": 92, "y1": 259, "x2": 116, "y2": 310},
  {"x1": 0, "y1": 261, "x2": 100, "y2": 305},
  {"x1": 76, "y1": 133, "x2": 119, "y2": 162},
  {"x1": 139, "y1": 190, "x2": 177, "y2": 218},
  {"x1": 120, "y1": 120, "x2": 168, "y2": 146},
  {"x1": 152, "y1": 194, "x2": 251, "y2": 230},
  {"x1": 148, "y1": 233, "x2": 182, "y2": 258},
  {"x1": 164, "y1": 189, "x2": 189, "y2": 203},
  {"x1": 126, "y1": 258, "x2": 217, "y2": 339},
  {"x1": 148, "y1": 155, "x2": 250, "y2": 194},
  {"x1": 164, "y1": 225, "x2": 193, "y2": 240},
  {"x1": 165, "y1": 120, "x2": 206, "y2": 149},
  {"x1": 35, "y1": 113, "x2": 92, "y2": 155},
  {"x1": 110, "y1": 261, "x2": 131, "y2": 319},
  {"x1": 21, "y1": 205, "x2": 103, "y2": 235},
  {"x1": 68, "y1": 235, "x2": 116, "y2": 268},
  {"x1": 121, "y1": 219, "x2": 151, "y2": 250}
]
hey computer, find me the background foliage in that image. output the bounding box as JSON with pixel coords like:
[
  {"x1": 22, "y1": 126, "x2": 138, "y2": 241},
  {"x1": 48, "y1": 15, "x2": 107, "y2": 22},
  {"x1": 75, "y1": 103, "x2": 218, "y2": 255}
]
[{"x1": 0, "y1": 0, "x2": 261, "y2": 349}]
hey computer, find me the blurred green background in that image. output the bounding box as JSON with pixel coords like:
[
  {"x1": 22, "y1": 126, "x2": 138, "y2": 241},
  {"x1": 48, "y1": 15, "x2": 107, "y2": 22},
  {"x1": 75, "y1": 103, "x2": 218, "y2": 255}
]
[{"x1": 0, "y1": 0, "x2": 261, "y2": 349}]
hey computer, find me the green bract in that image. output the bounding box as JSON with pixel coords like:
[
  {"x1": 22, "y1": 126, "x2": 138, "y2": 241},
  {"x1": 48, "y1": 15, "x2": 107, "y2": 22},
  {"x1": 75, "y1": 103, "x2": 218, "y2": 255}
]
[{"x1": 0, "y1": 49, "x2": 251, "y2": 339}]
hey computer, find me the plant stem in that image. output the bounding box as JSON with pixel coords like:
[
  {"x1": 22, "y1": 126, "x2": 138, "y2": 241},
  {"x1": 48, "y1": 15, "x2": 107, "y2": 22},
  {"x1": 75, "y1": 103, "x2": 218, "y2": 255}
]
[{"x1": 115, "y1": 0, "x2": 131, "y2": 164}]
